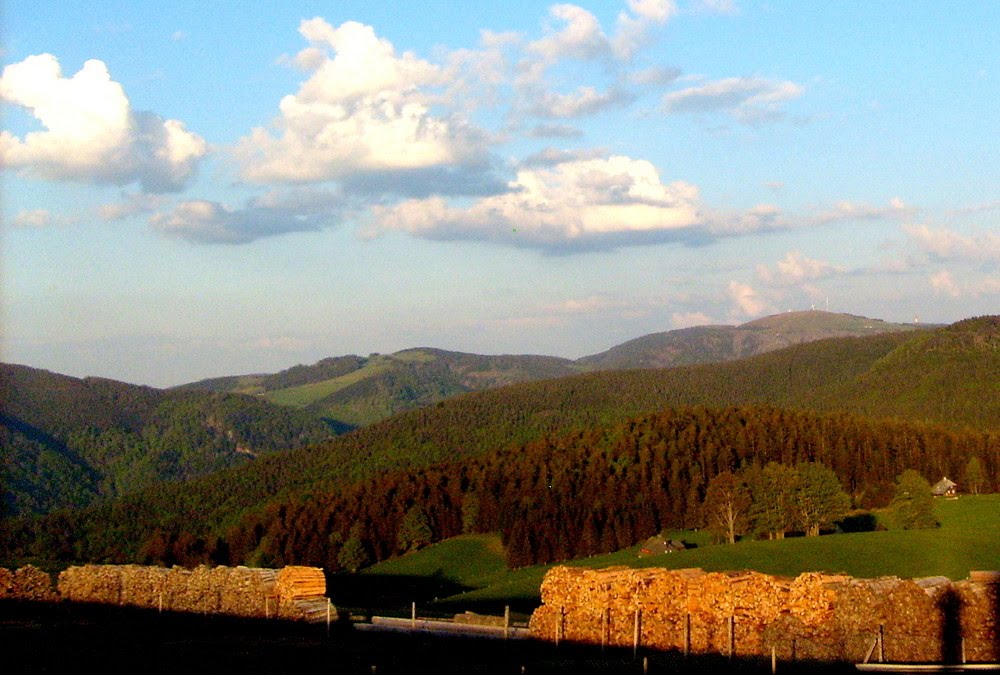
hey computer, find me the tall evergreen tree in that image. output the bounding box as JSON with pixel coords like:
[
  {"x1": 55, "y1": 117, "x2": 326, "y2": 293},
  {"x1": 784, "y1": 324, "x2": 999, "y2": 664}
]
[
  {"x1": 963, "y1": 456, "x2": 985, "y2": 495},
  {"x1": 337, "y1": 523, "x2": 370, "y2": 572}
]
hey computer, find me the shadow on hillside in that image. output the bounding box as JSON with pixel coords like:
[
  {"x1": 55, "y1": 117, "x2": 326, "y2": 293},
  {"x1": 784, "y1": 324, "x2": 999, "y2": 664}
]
[{"x1": 320, "y1": 417, "x2": 357, "y2": 434}]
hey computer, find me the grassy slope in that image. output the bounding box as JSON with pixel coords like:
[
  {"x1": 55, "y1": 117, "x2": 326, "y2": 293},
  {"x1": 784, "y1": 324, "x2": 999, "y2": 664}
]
[
  {"x1": 263, "y1": 360, "x2": 396, "y2": 408},
  {"x1": 362, "y1": 496, "x2": 1000, "y2": 609}
]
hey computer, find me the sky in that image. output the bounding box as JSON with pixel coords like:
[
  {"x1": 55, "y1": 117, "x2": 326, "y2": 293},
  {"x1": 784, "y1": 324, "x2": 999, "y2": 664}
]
[{"x1": 2, "y1": 1, "x2": 998, "y2": 387}]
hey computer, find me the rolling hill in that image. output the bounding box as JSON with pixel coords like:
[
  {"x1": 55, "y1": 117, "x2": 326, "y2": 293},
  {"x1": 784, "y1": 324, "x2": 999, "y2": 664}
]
[
  {"x1": 0, "y1": 364, "x2": 334, "y2": 517},
  {"x1": 178, "y1": 311, "x2": 924, "y2": 429},
  {"x1": 576, "y1": 311, "x2": 923, "y2": 370}
]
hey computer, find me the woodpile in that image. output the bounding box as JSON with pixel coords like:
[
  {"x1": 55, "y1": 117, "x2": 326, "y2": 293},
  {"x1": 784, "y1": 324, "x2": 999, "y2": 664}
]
[
  {"x1": 954, "y1": 579, "x2": 999, "y2": 663},
  {"x1": 0, "y1": 565, "x2": 58, "y2": 601},
  {"x1": 276, "y1": 566, "x2": 326, "y2": 602},
  {"x1": 58, "y1": 564, "x2": 123, "y2": 604},
  {"x1": 531, "y1": 566, "x2": 1000, "y2": 663},
  {"x1": 54, "y1": 564, "x2": 329, "y2": 622}
]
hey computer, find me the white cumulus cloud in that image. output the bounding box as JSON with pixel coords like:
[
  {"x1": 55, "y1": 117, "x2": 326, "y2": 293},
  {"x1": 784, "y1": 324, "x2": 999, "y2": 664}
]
[
  {"x1": 235, "y1": 18, "x2": 490, "y2": 190},
  {"x1": 728, "y1": 281, "x2": 770, "y2": 317},
  {"x1": 0, "y1": 53, "x2": 206, "y2": 192},
  {"x1": 365, "y1": 154, "x2": 705, "y2": 251},
  {"x1": 529, "y1": 5, "x2": 610, "y2": 63},
  {"x1": 904, "y1": 224, "x2": 1000, "y2": 265},
  {"x1": 614, "y1": 0, "x2": 677, "y2": 59},
  {"x1": 757, "y1": 251, "x2": 844, "y2": 285},
  {"x1": 929, "y1": 270, "x2": 961, "y2": 298}
]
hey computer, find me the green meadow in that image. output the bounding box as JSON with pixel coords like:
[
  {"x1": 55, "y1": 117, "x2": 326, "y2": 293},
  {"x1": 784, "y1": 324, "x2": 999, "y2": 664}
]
[
  {"x1": 262, "y1": 360, "x2": 396, "y2": 408},
  {"x1": 361, "y1": 495, "x2": 1000, "y2": 611}
]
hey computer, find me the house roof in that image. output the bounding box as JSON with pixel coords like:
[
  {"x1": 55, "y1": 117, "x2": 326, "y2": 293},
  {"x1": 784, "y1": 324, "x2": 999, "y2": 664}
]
[
  {"x1": 638, "y1": 535, "x2": 687, "y2": 556},
  {"x1": 932, "y1": 477, "x2": 957, "y2": 495}
]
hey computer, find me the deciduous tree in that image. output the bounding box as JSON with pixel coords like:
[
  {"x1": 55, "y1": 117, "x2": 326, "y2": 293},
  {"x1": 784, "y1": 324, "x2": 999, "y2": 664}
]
[
  {"x1": 793, "y1": 462, "x2": 851, "y2": 536},
  {"x1": 890, "y1": 469, "x2": 937, "y2": 529},
  {"x1": 703, "y1": 471, "x2": 751, "y2": 544}
]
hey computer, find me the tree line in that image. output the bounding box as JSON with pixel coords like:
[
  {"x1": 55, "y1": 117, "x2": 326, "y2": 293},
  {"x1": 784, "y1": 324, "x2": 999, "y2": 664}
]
[{"x1": 13, "y1": 404, "x2": 988, "y2": 571}]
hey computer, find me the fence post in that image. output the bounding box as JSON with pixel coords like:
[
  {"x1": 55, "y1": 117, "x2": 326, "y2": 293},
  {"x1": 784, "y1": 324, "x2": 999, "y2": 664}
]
[
  {"x1": 878, "y1": 624, "x2": 884, "y2": 663},
  {"x1": 504, "y1": 605, "x2": 510, "y2": 640},
  {"x1": 633, "y1": 608, "x2": 642, "y2": 659},
  {"x1": 728, "y1": 615, "x2": 735, "y2": 659},
  {"x1": 771, "y1": 646, "x2": 777, "y2": 674},
  {"x1": 326, "y1": 599, "x2": 332, "y2": 637},
  {"x1": 411, "y1": 601, "x2": 417, "y2": 630}
]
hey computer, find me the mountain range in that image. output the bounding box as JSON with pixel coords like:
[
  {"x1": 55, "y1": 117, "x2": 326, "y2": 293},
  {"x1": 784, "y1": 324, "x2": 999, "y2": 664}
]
[{"x1": 177, "y1": 311, "x2": 924, "y2": 428}]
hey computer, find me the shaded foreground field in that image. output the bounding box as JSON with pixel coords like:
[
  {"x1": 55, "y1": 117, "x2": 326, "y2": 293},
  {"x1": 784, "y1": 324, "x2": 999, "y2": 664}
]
[{"x1": 0, "y1": 601, "x2": 857, "y2": 675}]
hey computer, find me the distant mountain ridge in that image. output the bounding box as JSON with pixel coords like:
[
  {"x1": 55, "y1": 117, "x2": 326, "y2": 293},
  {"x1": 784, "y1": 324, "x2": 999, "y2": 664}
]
[
  {"x1": 577, "y1": 311, "x2": 924, "y2": 370},
  {"x1": 178, "y1": 311, "x2": 925, "y2": 428}
]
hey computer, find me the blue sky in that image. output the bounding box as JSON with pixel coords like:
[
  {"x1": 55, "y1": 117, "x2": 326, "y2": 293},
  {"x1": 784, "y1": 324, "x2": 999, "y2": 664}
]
[{"x1": 3, "y1": 1, "x2": 998, "y2": 386}]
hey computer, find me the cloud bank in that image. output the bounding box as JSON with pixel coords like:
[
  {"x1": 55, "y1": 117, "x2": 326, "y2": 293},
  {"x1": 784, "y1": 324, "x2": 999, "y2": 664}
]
[{"x1": 150, "y1": 188, "x2": 344, "y2": 244}]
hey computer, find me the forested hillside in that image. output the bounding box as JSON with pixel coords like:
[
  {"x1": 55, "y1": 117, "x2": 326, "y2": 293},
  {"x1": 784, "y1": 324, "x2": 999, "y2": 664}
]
[
  {"x1": 236, "y1": 405, "x2": 996, "y2": 570},
  {"x1": 0, "y1": 364, "x2": 333, "y2": 517},
  {"x1": 7, "y1": 405, "x2": 994, "y2": 569},
  {"x1": 577, "y1": 311, "x2": 923, "y2": 370},
  {"x1": 3, "y1": 317, "x2": 996, "y2": 567},
  {"x1": 179, "y1": 348, "x2": 583, "y2": 428},
  {"x1": 178, "y1": 311, "x2": 923, "y2": 428}
]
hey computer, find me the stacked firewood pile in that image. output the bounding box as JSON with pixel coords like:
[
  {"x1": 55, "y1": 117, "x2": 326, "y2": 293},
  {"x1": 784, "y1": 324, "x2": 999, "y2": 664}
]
[
  {"x1": 954, "y1": 579, "x2": 999, "y2": 662},
  {"x1": 55, "y1": 564, "x2": 329, "y2": 621},
  {"x1": 275, "y1": 566, "x2": 325, "y2": 603},
  {"x1": 530, "y1": 566, "x2": 999, "y2": 663},
  {"x1": 0, "y1": 565, "x2": 58, "y2": 601}
]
